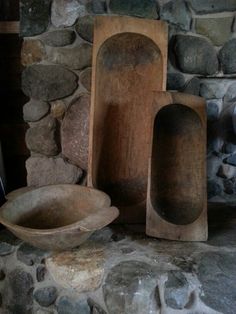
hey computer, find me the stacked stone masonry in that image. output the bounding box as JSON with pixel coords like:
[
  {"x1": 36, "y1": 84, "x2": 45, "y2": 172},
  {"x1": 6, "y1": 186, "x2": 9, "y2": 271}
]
[{"x1": 20, "y1": 1, "x2": 236, "y2": 193}]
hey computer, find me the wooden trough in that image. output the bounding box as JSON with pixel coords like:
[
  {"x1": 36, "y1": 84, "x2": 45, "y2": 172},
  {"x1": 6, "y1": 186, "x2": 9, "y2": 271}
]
[
  {"x1": 146, "y1": 92, "x2": 207, "y2": 241},
  {"x1": 88, "y1": 16, "x2": 168, "y2": 223}
]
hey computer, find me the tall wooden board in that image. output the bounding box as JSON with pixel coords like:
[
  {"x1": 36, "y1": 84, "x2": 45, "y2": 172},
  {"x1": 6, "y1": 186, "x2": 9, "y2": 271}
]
[{"x1": 88, "y1": 16, "x2": 168, "y2": 223}]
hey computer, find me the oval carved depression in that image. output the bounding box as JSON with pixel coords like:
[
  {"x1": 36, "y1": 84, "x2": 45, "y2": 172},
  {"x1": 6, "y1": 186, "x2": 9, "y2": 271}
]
[
  {"x1": 94, "y1": 33, "x2": 162, "y2": 208},
  {"x1": 150, "y1": 104, "x2": 204, "y2": 225}
]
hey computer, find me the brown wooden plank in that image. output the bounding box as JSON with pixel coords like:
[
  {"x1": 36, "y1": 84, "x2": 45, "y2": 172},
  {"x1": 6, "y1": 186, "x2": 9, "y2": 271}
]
[
  {"x1": 146, "y1": 91, "x2": 207, "y2": 241},
  {"x1": 0, "y1": 21, "x2": 19, "y2": 33},
  {"x1": 88, "y1": 16, "x2": 168, "y2": 223}
]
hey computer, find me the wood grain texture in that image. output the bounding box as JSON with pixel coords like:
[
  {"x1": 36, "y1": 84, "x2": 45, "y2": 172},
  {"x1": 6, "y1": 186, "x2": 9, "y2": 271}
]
[
  {"x1": 88, "y1": 16, "x2": 168, "y2": 223},
  {"x1": 0, "y1": 21, "x2": 19, "y2": 33},
  {"x1": 146, "y1": 92, "x2": 207, "y2": 241}
]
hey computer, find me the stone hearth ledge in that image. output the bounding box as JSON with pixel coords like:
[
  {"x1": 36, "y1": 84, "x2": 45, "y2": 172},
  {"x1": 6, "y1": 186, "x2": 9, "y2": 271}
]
[{"x1": 0, "y1": 203, "x2": 236, "y2": 313}]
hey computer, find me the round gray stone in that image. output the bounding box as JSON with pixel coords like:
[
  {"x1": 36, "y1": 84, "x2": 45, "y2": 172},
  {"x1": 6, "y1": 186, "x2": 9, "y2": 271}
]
[
  {"x1": 75, "y1": 15, "x2": 94, "y2": 43},
  {"x1": 48, "y1": 44, "x2": 92, "y2": 70},
  {"x1": 25, "y1": 116, "x2": 59, "y2": 156},
  {"x1": 23, "y1": 99, "x2": 49, "y2": 122},
  {"x1": 164, "y1": 271, "x2": 190, "y2": 309},
  {"x1": 20, "y1": 0, "x2": 51, "y2": 37},
  {"x1": 219, "y1": 39, "x2": 236, "y2": 74},
  {"x1": 173, "y1": 35, "x2": 218, "y2": 75},
  {"x1": 26, "y1": 156, "x2": 83, "y2": 187},
  {"x1": 40, "y1": 30, "x2": 76, "y2": 47},
  {"x1": 109, "y1": 0, "x2": 158, "y2": 19},
  {"x1": 51, "y1": 0, "x2": 87, "y2": 27},
  {"x1": 22, "y1": 64, "x2": 78, "y2": 101},
  {"x1": 56, "y1": 296, "x2": 90, "y2": 314},
  {"x1": 103, "y1": 261, "x2": 161, "y2": 314},
  {"x1": 160, "y1": 0, "x2": 191, "y2": 31},
  {"x1": 33, "y1": 286, "x2": 58, "y2": 307}
]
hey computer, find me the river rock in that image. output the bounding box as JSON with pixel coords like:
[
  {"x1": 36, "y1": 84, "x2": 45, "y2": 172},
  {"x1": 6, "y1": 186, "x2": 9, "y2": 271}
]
[
  {"x1": 51, "y1": 0, "x2": 87, "y2": 27},
  {"x1": 26, "y1": 156, "x2": 83, "y2": 186},
  {"x1": 25, "y1": 116, "x2": 59, "y2": 156},
  {"x1": 167, "y1": 72, "x2": 185, "y2": 90},
  {"x1": 33, "y1": 286, "x2": 58, "y2": 307},
  {"x1": 160, "y1": 0, "x2": 191, "y2": 31},
  {"x1": 20, "y1": 0, "x2": 51, "y2": 36},
  {"x1": 164, "y1": 271, "x2": 190, "y2": 309},
  {"x1": 103, "y1": 260, "x2": 160, "y2": 314},
  {"x1": 46, "y1": 243, "x2": 105, "y2": 293},
  {"x1": 173, "y1": 35, "x2": 218, "y2": 75},
  {"x1": 22, "y1": 64, "x2": 78, "y2": 101},
  {"x1": 61, "y1": 94, "x2": 90, "y2": 170},
  {"x1": 21, "y1": 39, "x2": 46, "y2": 66},
  {"x1": 219, "y1": 39, "x2": 236, "y2": 74},
  {"x1": 48, "y1": 44, "x2": 92, "y2": 70},
  {"x1": 23, "y1": 99, "x2": 49, "y2": 122},
  {"x1": 40, "y1": 30, "x2": 76, "y2": 47},
  {"x1": 75, "y1": 15, "x2": 94, "y2": 43},
  {"x1": 56, "y1": 296, "x2": 90, "y2": 314}
]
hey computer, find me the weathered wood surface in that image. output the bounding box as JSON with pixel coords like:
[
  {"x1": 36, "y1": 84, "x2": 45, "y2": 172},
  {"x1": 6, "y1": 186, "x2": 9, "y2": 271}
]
[
  {"x1": 0, "y1": 185, "x2": 119, "y2": 250},
  {"x1": 0, "y1": 21, "x2": 19, "y2": 33},
  {"x1": 146, "y1": 92, "x2": 207, "y2": 241},
  {"x1": 88, "y1": 16, "x2": 168, "y2": 223}
]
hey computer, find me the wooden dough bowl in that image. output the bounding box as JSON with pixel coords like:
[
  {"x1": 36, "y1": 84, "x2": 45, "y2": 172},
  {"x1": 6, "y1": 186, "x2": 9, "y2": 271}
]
[
  {"x1": 88, "y1": 16, "x2": 168, "y2": 223},
  {"x1": 0, "y1": 184, "x2": 119, "y2": 250},
  {"x1": 146, "y1": 92, "x2": 207, "y2": 241}
]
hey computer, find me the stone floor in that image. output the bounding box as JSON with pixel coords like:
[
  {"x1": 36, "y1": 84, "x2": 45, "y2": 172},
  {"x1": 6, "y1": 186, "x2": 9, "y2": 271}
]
[{"x1": 0, "y1": 203, "x2": 236, "y2": 313}]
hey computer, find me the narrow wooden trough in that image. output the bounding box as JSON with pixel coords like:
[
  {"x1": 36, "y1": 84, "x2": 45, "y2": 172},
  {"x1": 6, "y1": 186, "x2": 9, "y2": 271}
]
[
  {"x1": 88, "y1": 16, "x2": 168, "y2": 223},
  {"x1": 146, "y1": 92, "x2": 207, "y2": 241}
]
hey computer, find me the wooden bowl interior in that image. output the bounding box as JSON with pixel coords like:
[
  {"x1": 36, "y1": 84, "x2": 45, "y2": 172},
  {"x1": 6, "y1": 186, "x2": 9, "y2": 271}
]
[
  {"x1": 150, "y1": 104, "x2": 204, "y2": 225},
  {"x1": 1, "y1": 185, "x2": 110, "y2": 229}
]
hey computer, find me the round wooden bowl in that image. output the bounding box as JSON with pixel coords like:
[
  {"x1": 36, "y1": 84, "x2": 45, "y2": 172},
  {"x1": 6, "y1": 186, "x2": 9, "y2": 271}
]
[{"x1": 0, "y1": 184, "x2": 119, "y2": 251}]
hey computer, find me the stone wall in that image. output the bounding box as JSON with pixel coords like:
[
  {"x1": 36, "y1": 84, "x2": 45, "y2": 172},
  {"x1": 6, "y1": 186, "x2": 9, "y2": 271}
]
[{"x1": 20, "y1": 0, "x2": 236, "y2": 200}]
